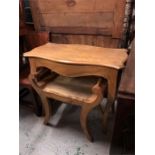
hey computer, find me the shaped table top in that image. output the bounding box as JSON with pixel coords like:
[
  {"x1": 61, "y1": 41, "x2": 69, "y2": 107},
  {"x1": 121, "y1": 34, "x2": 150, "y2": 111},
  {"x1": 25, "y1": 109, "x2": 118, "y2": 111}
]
[{"x1": 24, "y1": 43, "x2": 128, "y2": 69}]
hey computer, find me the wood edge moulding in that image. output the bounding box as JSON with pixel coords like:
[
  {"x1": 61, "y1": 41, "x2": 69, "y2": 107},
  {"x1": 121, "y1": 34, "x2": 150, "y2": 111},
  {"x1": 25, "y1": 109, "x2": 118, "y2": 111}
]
[{"x1": 24, "y1": 43, "x2": 128, "y2": 70}]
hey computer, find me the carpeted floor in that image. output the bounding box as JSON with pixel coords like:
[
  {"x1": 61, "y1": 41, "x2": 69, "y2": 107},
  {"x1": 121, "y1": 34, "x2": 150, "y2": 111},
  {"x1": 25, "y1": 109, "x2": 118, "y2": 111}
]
[{"x1": 19, "y1": 99, "x2": 115, "y2": 155}]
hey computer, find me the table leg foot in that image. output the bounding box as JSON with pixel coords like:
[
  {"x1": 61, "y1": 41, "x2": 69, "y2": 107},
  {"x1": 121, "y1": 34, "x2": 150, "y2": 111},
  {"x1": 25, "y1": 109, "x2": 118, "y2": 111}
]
[
  {"x1": 40, "y1": 95, "x2": 51, "y2": 125},
  {"x1": 80, "y1": 105, "x2": 94, "y2": 142}
]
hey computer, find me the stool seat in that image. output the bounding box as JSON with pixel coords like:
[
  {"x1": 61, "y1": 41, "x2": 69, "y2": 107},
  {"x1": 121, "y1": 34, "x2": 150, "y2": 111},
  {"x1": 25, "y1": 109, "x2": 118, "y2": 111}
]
[{"x1": 39, "y1": 76, "x2": 106, "y2": 105}]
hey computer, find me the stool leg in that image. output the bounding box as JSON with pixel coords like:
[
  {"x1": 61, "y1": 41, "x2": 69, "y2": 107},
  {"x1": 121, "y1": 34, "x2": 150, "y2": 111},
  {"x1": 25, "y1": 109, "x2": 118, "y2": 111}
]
[
  {"x1": 40, "y1": 95, "x2": 51, "y2": 125},
  {"x1": 31, "y1": 89, "x2": 42, "y2": 116},
  {"x1": 80, "y1": 105, "x2": 94, "y2": 142},
  {"x1": 102, "y1": 102, "x2": 112, "y2": 133}
]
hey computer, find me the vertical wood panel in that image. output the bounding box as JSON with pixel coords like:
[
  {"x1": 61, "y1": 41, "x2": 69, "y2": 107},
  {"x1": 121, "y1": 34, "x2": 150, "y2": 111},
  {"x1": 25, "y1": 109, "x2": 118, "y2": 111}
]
[
  {"x1": 112, "y1": 0, "x2": 126, "y2": 38},
  {"x1": 29, "y1": 0, "x2": 40, "y2": 31},
  {"x1": 29, "y1": 0, "x2": 126, "y2": 39}
]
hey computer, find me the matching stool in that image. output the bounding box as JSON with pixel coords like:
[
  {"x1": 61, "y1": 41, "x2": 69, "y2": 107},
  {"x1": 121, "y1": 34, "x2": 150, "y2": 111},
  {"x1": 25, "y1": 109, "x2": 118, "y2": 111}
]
[{"x1": 30, "y1": 69, "x2": 107, "y2": 141}]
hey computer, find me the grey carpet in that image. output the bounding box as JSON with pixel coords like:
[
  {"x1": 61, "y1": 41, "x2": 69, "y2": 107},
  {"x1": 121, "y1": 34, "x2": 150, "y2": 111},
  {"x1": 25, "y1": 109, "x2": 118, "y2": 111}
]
[{"x1": 19, "y1": 99, "x2": 115, "y2": 155}]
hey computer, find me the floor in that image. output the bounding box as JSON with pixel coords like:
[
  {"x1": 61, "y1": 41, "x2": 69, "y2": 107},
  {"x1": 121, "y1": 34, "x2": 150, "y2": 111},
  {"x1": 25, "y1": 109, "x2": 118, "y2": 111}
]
[{"x1": 19, "y1": 98, "x2": 115, "y2": 155}]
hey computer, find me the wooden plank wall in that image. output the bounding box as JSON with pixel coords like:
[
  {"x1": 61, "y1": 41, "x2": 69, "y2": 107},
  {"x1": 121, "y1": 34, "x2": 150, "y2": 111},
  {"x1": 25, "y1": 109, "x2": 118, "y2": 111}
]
[
  {"x1": 29, "y1": 0, "x2": 127, "y2": 48},
  {"x1": 51, "y1": 34, "x2": 120, "y2": 48}
]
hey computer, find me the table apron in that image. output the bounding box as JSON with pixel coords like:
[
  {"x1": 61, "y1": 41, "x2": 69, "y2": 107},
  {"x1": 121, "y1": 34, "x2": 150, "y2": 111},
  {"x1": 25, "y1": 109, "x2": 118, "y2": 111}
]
[{"x1": 29, "y1": 58, "x2": 118, "y2": 104}]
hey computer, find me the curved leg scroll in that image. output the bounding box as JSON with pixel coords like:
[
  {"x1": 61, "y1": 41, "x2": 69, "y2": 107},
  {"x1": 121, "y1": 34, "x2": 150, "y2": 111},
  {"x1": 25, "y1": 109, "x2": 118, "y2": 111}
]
[
  {"x1": 29, "y1": 76, "x2": 52, "y2": 125},
  {"x1": 40, "y1": 95, "x2": 51, "y2": 125},
  {"x1": 102, "y1": 73, "x2": 117, "y2": 132},
  {"x1": 80, "y1": 105, "x2": 94, "y2": 142}
]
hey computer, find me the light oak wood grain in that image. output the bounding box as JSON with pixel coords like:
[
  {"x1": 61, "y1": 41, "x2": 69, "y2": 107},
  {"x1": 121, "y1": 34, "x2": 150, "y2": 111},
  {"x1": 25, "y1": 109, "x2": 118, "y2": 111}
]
[
  {"x1": 25, "y1": 43, "x2": 128, "y2": 141},
  {"x1": 29, "y1": 72, "x2": 105, "y2": 141},
  {"x1": 24, "y1": 43, "x2": 127, "y2": 69}
]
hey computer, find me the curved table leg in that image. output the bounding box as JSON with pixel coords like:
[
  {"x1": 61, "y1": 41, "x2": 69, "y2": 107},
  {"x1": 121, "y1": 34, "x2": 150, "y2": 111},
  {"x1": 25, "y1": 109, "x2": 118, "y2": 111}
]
[
  {"x1": 40, "y1": 95, "x2": 51, "y2": 125},
  {"x1": 102, "y1": 72, "x2": 117, "y2": 132},
  {"x1": 29, "y1": 77, "x2": 52, "y2": 124},
  {"x1": 80, "y1": 105, "x2": 94, "y2": 142}
]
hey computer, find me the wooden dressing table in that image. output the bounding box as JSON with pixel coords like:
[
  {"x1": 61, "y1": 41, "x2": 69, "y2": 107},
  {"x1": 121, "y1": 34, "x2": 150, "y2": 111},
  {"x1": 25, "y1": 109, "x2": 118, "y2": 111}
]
[{"x1": 24, "y1": 42, "x2": 128, "y2": 141}]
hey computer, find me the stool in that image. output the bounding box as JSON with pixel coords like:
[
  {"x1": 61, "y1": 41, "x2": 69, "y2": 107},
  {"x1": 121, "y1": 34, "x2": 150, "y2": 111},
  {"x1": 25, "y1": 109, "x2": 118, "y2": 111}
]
[{"x1": 30, "y1": 69, "x2": 107, "y2": 141}]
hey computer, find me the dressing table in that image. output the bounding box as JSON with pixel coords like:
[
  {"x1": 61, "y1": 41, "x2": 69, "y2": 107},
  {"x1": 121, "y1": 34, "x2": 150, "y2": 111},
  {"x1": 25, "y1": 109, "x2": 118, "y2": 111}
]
[{"x1": 24, "y1": 42, "x2": 128, "y2": 141}]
